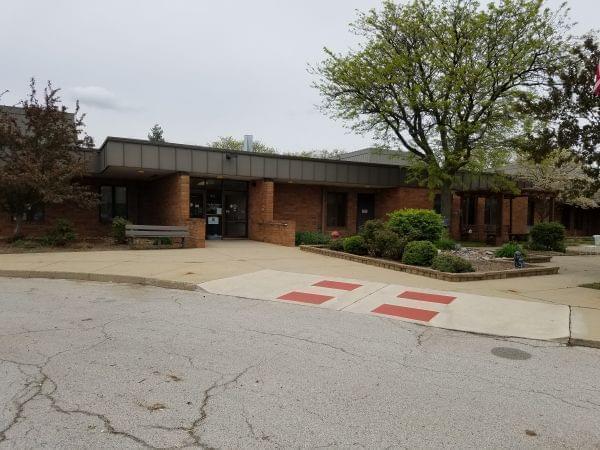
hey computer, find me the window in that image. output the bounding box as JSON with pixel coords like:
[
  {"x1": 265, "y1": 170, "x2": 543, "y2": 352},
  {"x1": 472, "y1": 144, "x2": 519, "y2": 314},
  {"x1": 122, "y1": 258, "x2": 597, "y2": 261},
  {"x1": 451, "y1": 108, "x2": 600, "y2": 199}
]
[
  {"x1": 484, "y1": 197, "x2": 499, "y2": 225},
  {"x1": 326, "y1": 192, "x2": 347, "y2": 227},
  {"x1": 100, "y1": 186, "x2": 127, "y2": 221},
  {"x1": 462, "y1": 197, "x2": 476, "y2": 225},
  {"x1": 433, "y1": 194, "x2": 441, "y2": 214},
  {"x1": 527, "y1": 199, "x2": 535, "y2": 226},
  {"x1": 12, "y1": 204, "x2": 44, "y2": 222},
  {"x1": 574, "y1": 209, "x2": 584, "y2": 230}
]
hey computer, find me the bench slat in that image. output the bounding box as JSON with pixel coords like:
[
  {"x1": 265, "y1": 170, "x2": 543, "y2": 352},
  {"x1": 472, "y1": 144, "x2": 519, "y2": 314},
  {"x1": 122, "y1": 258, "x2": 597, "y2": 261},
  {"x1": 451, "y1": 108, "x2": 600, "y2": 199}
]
[
  {"x1": 126, "y1": 225, "x2": 188, "y2": 231},
  {"x1": 126, "y1": 231, "x2": 189, "y2": 237}
]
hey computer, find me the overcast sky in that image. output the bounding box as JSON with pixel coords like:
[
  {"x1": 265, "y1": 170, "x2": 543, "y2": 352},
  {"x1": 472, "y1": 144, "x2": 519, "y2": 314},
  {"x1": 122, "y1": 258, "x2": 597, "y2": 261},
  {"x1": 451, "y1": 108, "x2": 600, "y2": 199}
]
[{"x1": 1, "y1": 0, "x2": 597, "y2": 153}]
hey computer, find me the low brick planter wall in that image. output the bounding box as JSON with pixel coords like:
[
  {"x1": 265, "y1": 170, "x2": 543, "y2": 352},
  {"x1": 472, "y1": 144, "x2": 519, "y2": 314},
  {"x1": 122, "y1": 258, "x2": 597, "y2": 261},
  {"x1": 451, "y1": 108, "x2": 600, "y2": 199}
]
[{"x1": 299, "y1": 245, "x2": 560, "y2": 282}]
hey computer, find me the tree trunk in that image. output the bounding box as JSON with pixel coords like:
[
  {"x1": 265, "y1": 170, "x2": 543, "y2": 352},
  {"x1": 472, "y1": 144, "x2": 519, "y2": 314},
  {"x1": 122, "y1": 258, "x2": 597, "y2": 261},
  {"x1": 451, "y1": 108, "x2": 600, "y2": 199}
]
[{"x1": 440, "y1": 183, "x2": 453, "y2": 230}]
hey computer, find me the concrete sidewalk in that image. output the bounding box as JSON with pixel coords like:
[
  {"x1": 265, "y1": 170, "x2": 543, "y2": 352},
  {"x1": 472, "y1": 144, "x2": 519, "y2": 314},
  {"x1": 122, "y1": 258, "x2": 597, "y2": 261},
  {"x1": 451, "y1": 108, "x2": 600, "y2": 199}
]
[{"x1": 0, "y1": 240, "x2": 599, "y2": 346}]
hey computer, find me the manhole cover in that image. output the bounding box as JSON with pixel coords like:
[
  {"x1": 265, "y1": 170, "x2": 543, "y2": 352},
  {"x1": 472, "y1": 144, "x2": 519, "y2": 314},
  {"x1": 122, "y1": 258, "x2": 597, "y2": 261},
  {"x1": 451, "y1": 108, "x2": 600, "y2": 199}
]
[{"x1": 491, "y1": 347, "x2": 532, "y2": 360}]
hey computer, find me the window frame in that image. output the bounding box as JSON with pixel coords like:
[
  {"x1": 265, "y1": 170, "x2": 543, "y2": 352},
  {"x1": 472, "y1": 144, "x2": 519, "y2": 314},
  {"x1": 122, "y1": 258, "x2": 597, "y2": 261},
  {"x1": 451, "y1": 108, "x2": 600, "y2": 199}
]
[
  {"x1": 484, "y1": 197, "x2": 499, "y2": 226},
  {"x1": 99, "y1": 185, "x2": 128, "y2": 222},
  {"x1": 326, "y1": 191, "x2": 348, "y2": 228},
  {"x1": 12, "y1": 203, "x2": 45, "y2": 223}
]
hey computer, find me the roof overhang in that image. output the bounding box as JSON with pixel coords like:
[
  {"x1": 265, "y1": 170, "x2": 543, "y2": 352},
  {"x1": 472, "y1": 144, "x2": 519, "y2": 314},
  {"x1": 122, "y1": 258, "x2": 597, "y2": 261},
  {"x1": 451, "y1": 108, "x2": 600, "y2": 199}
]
[{"x1": 95, "y1": 137, "x2": 404, "y2": 188}]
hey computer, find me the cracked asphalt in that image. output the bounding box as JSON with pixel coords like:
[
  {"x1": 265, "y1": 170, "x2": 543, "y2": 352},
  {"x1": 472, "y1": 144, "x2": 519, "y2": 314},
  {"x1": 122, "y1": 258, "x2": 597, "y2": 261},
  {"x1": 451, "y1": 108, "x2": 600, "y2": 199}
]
[{"x1": 0, "y1": 278, "x2": 599, "y2": 449}]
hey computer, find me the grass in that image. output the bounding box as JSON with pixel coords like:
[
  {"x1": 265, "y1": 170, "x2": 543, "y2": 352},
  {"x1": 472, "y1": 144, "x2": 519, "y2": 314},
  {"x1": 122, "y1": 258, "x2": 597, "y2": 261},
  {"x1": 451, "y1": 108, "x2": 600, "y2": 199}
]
[{"x1": 579, "y1": 283, "x2": 600, "y2": 290}]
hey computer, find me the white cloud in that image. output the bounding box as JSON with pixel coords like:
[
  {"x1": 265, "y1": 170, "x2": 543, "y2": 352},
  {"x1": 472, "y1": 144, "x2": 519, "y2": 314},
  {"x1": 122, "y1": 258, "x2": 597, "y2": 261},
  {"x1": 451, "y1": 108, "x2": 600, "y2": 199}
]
[{"x1": 70, "y1": 86, "x2": 137, "y2": 111}]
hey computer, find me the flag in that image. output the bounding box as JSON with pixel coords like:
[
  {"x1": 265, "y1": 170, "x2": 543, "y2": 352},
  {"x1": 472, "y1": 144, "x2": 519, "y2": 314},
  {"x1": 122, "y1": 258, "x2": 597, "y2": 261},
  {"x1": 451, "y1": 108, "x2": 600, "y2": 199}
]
[{"x1": 595, "y1": 63, "x2": 600, "y2": 96}]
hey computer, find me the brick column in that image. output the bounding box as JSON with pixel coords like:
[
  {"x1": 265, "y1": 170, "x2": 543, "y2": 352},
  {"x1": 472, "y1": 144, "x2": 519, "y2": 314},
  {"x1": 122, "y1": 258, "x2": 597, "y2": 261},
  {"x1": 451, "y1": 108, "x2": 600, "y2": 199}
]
[
  {"x1": 141, "y1": 173, "x2": 205, "y2": 248},
  {"x1": 249, "y1": 180, "x2": 295, "y2": 246}
]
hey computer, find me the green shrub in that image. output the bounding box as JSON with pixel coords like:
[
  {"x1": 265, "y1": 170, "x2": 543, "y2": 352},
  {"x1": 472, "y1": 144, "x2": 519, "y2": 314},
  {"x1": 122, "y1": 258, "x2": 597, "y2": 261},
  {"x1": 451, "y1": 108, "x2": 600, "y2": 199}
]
[
  {"x1": 328, "y1": 238, "x2": 344, "y2": 251},
  {"x1": 41, "y1": 219, "x2": 76, "y2": 247},
  {"x1": 374, "y1": 228, "x2": 405, "y2": 260},
  {"x1": 359, "y1": 219, "x2": 386, "y2": 244},
  {"x1": 402, "y1": 240, "x2": 438, "y2": 266},
  {"x1": 387, "y1": 209, "x2": 444, "y2": 242},
  {"x1": 153, "y1": 237, "x2": 173, "y2": 246},
  {"x1": 343, "y1": 235, "x2": 368, "y2": 255},
  {"x1": 495, "y1": 241, "x2": 526, "y2": 258},
  {"x1": 112, "y1": 217, "x2": 131, "y2": 244},
  {"x1": 435, "y1": 238, "x2": 456, "y2": 250},
  {"x1": 10, "y1": 239, "x2": 41, "y2": 249},
  {"x1": 529, "y1": 222, "x2": 566, "y2": 252},
  {"x1": 431, "y1": 253, "x2": 475, "y2": 273},
  {"x1": 295, "y1": 231, "x2": 331, "y2": 246}
]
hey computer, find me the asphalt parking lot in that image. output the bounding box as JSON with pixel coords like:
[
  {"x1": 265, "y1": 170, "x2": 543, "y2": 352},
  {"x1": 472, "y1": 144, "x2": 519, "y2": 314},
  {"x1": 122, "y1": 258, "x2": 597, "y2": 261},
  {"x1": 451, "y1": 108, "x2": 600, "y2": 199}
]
[{"x1": 1, "y1": 278, "x2": 599, "y2": 449}]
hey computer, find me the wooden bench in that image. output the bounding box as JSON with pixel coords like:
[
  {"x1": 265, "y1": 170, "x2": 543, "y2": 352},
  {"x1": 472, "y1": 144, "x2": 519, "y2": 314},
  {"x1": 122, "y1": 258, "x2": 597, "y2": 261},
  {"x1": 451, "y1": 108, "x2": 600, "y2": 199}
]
[{"x1": 125, "y1": 224, "x2": 189, "y2": 248}]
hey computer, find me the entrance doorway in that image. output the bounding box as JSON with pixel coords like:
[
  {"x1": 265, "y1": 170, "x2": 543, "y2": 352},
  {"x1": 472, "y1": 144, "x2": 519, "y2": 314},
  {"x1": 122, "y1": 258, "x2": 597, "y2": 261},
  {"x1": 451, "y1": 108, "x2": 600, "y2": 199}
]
[
  {"x1": 190, "y1": 178, "x2": 248, "y2": 239},
  {"x1": 356, "y1": 193, "x2": 375, "y2": 230}
]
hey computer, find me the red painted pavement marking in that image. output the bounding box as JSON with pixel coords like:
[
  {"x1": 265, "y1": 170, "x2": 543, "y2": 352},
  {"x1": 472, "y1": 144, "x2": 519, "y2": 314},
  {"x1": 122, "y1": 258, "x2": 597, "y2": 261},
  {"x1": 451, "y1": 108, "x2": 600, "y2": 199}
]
[
  {"x1": 312, "y1": 280, "x2": 363, "y2": 291},
  {"x1": 277, "y1": 291, "x2": 334, "y2": 305},
  {"x1": 398, "y1": 290, "x2": 456, "y2": 304},
  {"x1": 371, "y1": 304, "x2": 438, "y2": 322}
]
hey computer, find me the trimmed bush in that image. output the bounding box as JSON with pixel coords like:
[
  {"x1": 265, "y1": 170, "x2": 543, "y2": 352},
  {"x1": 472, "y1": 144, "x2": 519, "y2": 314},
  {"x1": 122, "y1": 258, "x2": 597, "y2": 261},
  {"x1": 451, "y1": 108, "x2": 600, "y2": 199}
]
[
  {"x1": 402, "y1": 240, "x2": 438, "y2": 266},
  {"x1": 328, "y1": 238, "x2": 344, "y2": 251},
  {"x1": 374, "y1": 228, "x2": 405, "y2": 260},
  {"x1": 112, "y1": 216, "x2": 131, "y2": 244},
  {"x1": 295, "y1": 231, "x2": 331, "y2": 246},
  {"x1": 529, "y1": 222, "x2": 566, "y2": 252},
  {"x1": 495, "y1": 241, "x2": 526, "y2": 258},
  {"x1": 359, "y1": 219, "x2": 386, "y2": 244},
  {"x1": 41, "y1": 219, "x2": 76, "y2": 247},
  {"x1": 387, "y1": 209, "x2": 444, "y2": 242},
  {"x1": 434, "y1": 237, "x2": 456, "y2": 250},
  {"x1": 431, "y1": 253, "x2": 475, "y2": 273},
  {"x1": 343, "y1": 235, "x2": 368, "y2": 255}
]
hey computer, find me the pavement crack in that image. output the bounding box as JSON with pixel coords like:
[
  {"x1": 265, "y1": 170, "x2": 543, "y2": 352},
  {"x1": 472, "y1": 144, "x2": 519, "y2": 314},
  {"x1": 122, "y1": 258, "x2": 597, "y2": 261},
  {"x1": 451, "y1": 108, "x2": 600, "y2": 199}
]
[{"x1": 245, "y1": 328, "x2": 362, "y2": 359}]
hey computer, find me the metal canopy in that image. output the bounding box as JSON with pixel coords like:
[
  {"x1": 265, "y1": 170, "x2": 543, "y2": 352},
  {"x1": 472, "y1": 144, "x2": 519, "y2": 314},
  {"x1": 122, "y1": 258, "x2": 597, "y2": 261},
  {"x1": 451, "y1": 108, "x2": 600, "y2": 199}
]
[{"x1": 96, "y1": 137, "x2": 405, "y2": 188}]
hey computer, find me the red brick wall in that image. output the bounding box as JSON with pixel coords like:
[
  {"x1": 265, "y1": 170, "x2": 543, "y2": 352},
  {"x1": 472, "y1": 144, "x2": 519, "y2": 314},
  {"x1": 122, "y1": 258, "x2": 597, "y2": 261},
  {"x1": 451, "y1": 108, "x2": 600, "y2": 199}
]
[
  {"x1": 375, "y1": 187, "x2": 433, "y2": 218},
  {"x1": 139, "y1": 173, "x2": 205, "y2": 248},
  {"x1": 0, "y1": 177, "x2": 139, "y2": 240},
  {"x1": 249, "y1": 180, "x2": 295, "y2": 246},
  {"x1": 140, "y1": 173, "x2": 189, "y2": 226},
  {"x1": 274, "y1": 184, "x2": 322, "y2": 232}
]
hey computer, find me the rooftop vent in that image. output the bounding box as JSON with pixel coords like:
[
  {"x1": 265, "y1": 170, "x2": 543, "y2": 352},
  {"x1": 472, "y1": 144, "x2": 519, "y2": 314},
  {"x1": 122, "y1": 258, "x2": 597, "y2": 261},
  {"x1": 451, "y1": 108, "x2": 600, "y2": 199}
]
[{"x1": 243, "y1": 134, "x2": 253, "y2": 152}]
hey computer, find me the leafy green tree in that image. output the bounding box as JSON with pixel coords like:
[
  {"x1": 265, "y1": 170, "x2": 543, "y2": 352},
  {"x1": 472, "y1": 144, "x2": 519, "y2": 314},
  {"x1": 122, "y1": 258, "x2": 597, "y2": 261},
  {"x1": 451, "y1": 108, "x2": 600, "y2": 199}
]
[
  {"x1": 313, "y1": 0, "x2": 568, "y2": 226},
  {"x1": 0, "y1": 79, "x2": 97, "y2": 238},
  {"x1": 209, "y1": 136, "x2": 276, "y2": 154},
  {"x1": 147, "y1": 123, "x2": 165, "y2": 142},
  {"x1": 514, "y1": 35, "x2": 600, "y2": 179}
]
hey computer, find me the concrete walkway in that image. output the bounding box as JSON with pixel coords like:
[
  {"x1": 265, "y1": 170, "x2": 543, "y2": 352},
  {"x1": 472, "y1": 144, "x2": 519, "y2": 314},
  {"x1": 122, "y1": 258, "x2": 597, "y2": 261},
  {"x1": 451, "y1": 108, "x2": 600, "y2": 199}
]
[{"x1": 0, "y1": 240, "x2": 599, "y2": 346}]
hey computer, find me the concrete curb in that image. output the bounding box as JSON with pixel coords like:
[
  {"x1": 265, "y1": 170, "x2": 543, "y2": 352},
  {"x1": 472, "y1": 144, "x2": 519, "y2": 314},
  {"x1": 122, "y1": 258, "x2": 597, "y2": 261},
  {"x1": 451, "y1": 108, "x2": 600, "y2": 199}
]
[
  {"x1": 0, "y1": 270, "x2": 199, "y2": 291},
  {"x1": 300, "y1": 245, "x2": 560, "y2": 281},
  {"x1": 1, "y1": 269, "x2": 597, "y2": 350}
]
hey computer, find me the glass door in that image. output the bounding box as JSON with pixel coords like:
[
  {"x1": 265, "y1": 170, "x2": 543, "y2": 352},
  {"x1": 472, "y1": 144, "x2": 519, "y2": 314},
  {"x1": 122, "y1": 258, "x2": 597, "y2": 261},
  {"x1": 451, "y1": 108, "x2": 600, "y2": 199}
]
[
  {"x1": 223, "y1": 191, "x2": 247, "y2": 238},
  {"x1": 205, "y1": 189, "x2": 223, "y2": 239}
]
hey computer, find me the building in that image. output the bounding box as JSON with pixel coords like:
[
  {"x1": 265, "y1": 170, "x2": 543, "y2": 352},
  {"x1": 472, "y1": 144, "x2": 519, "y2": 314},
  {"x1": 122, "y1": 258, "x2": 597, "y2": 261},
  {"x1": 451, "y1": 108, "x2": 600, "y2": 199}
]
[{"x1": 1, "y1": 134, "x2": 598, "y2": 247}]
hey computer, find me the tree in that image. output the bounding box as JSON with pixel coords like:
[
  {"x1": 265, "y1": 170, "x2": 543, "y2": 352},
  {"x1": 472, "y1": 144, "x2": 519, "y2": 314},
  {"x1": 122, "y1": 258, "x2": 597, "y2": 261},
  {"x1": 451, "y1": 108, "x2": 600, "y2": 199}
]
[
  {"x1": 513, "y1": 148, "x2": 599, "y2": 220},
  {"x1": 0, "y1": 79, "x2": 97, "y2": 238},
  {"x1": 209, "y1": 136, "x2": 276, "y2": 154},
  {"x1": 313, "y1": 0, "x2": 568, "y2": 226},
  {"x1": 514, "y1": 35, "x2": 600, "y2": 179},
  {"x1": 147, "y1": 123, "x2": 165, "y2": 142},
  {"x1": 294, "y1": 149, "x2": 346, "y2": 159}
]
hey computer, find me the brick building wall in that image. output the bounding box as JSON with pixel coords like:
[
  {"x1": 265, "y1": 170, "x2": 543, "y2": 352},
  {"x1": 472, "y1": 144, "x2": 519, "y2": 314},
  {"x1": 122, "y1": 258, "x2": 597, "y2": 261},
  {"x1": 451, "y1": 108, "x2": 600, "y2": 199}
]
[
  {"x1": 274, "y1": 184, "x2": 322, "y2": 232},
  {"x1": 249, "y1": 180, "x2": 295, "y2": 246},
  {"x1": 0, "y1": 177, "x2": 139, "y2": 240},
  {"x1": 139, "y1": 173, "x2": 204, "y2": 248},
  {"x1": 375, "y1": 187, "x2": 433, "y2": 218}
]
